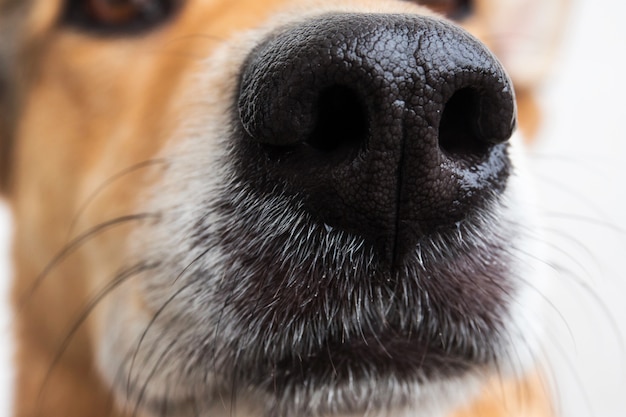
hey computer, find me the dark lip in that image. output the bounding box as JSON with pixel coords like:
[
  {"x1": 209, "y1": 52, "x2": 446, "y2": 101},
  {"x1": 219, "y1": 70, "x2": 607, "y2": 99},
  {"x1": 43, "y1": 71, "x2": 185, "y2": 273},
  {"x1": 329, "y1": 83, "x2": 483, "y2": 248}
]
[
  {"x1": 251, "y1": 330, "x2": 480, "y2": 393},
  {"x1": 130, "y1": 335, "x2": 475, "y2": 417}
]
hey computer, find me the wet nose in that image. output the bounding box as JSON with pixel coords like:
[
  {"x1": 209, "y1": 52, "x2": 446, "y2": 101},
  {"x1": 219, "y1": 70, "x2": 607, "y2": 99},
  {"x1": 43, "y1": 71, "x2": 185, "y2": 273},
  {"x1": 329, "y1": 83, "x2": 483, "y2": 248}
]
[{"x1": 237, "y1": 14, "x2": 516, "y2": 265}]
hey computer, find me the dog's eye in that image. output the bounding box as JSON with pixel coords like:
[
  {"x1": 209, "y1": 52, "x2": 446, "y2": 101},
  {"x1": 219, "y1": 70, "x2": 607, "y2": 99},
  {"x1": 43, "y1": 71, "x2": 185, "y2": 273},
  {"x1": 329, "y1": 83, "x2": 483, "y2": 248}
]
[
  {"x1": 62, "y1": 0, "x2": 179, "y2": 34},
  {"x1": 418, "y1": 0, "x2": 473, "y2": 21}
]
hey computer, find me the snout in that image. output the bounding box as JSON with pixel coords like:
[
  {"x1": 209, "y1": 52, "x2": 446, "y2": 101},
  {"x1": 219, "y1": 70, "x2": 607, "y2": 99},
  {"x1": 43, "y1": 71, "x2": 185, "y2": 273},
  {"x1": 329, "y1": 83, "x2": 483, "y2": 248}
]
[
  {"x1": 237, "y1": 14, "x2": 516, "y2": 265},
  {"x1": 122, "y1": 11, "x2": 532, "y2": 416}
]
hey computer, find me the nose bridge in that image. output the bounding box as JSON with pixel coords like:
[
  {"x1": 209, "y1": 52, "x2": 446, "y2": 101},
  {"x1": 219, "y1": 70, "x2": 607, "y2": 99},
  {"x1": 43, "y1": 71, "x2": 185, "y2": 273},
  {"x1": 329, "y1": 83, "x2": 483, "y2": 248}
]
[{"x1": 237, "y1": 13, "x2": 515, "y2": 266}]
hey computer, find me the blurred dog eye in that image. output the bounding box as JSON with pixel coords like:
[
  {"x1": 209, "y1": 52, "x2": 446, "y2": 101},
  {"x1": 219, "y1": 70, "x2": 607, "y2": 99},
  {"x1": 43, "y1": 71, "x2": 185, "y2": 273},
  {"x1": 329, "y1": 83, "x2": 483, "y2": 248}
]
[
  {"x1": 63, "y1": 0, "x2": 180, "y2": 34},
  {"x1": 418, "y1": 0, "x2": 474, "y2": 21}
]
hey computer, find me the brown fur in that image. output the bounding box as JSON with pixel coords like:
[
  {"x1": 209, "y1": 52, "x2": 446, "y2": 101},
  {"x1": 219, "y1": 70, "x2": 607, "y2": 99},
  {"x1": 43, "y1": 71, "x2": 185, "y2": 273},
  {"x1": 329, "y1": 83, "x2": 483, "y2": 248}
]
[{"x1": 1, "y1": 1, "x2": 566, "y2": 416}]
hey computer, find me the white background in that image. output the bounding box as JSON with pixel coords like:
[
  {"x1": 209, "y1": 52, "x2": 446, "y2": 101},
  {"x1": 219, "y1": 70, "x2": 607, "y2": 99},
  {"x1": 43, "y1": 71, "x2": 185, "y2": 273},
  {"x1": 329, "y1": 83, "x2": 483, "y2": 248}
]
[
  {"x1": 1, "y1": 0, "x2": 626, "y2": 415},
  {"x1": 531, "y1": 0, "x2": 626, "y2": 416}
]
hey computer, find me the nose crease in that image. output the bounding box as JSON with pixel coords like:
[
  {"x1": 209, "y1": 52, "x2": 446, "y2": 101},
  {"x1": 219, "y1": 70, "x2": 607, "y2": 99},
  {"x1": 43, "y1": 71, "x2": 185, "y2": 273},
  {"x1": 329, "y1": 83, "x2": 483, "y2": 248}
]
[{"x1": 391, "y1": 108, "x2": 410, "y2": 267}]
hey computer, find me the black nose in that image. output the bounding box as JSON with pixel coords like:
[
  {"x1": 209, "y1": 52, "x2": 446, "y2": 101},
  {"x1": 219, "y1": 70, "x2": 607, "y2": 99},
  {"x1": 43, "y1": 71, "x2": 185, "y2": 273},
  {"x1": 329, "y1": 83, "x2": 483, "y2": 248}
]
[{"x1": 237, "y1": 14, "x2": 516, "y2": 265}]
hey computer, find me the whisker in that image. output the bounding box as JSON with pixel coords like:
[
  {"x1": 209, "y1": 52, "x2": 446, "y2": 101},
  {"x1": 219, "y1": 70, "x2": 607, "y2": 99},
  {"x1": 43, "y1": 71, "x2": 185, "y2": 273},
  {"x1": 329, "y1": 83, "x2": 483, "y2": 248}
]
[
  {"x1": 541, "y1": 328, "x2": 596, "y2": 417},
  {"x1": 67, "y1": 159, "x2": 168, "y2": 240},
  {"x1": 552, "y1": 259, "x2": 626, "y2": 356},
  {"x1": 508, "y1": 242, "x2": 584, "y2": 348},
  {"x1": 173, "y1": 247, "x2": 212, "y2": 284},
  {"x1": 19, "y1": 213, "x2": 159, "y2": 309},
  {"x1": 35, "y1": 261, "x2": 160, "y2": 415},
  {"x1": 108, "y1": 346, "x2": 138, "y2": 417},
  {"x1": 126, "y1": 283, "x2": 191, "y2": 401},
  {"x1": 131, "y1": 333, "x2": 181, "y2": 417},
  {"x1": 209, "y1": 271, "x2": 238, "y2": 377},
  {"x1": 534, "y1": 343, "x2": 564, "y2": 417},
  {"x1": 127, "y1": 247, "x2": 214, "y2": 398},
  {"x1": 517, "y1": 224, "x2": 626, "y2": 354},
  {"x1": 515, "y1": 227, "x2": 598, "y2": 285},
  {"x1": 539, "y1": 226, "x2": 604, "y2": 277}
]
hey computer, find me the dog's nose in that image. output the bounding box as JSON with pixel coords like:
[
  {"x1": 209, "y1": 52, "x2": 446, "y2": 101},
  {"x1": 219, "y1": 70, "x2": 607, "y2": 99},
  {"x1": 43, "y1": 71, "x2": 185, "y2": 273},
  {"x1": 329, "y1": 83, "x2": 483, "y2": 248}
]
[{"x1": 238, "y1": 14, "x2": 516, "y2": 265}]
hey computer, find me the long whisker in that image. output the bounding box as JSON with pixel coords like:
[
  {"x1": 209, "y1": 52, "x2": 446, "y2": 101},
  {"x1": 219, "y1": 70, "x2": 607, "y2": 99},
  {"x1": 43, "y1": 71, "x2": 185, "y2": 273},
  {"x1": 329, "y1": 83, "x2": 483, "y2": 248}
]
[
  {"x1": 19, "y1": 213, "x2": 159, "y2": 309},
  {"x1": 513, "y1": 225, "x2": 626, "y2": 359},
  {"x1": 125, "y1": 282, "x2": 190, "y2": 400},
  {"x1": 131, "y1": 330, "x2": 182, "y2": 417},
  {"x1": 35, "y1": 261, "x2": 160, "y2": 416},
  {"x1": 541, "y1": 329, "x2": 596, "y2": 417},
  {"x1": 67, "y1": 159, "x2": 168, "y2": 240},
  {"x1": 125, "y1": 247, "x2": 214, "y2": 397},
  {"x1": 125, "y1": 245, "x2": 215, "y2": 401}
]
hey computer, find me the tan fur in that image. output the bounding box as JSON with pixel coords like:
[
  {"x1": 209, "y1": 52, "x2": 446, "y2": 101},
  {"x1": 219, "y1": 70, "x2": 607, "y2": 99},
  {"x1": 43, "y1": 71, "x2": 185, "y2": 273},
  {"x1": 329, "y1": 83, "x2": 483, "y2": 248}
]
[{"x1": 1, "y1": 0, "x2": 566, "y2": 416}]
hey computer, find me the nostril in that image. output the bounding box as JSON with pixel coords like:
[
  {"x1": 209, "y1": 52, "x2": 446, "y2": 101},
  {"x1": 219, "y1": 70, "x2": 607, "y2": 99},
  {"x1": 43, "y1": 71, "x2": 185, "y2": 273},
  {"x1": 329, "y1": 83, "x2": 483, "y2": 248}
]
[
  {"x1": 306, "y1": 85, "x2": 369, "y2": 153},
  {"x1": 438, "y1": 88, "x2": 489, "y2": 159},
  {"x1": 236, "y1": 14, "x2": 516, "y2": 265}
]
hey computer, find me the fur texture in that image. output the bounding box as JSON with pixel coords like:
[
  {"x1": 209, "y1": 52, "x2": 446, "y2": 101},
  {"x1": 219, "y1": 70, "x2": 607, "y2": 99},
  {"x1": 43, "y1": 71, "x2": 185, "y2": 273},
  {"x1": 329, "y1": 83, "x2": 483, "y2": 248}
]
[{"x1": 0, "y1": 0, "x2": 567, "y2": 416}]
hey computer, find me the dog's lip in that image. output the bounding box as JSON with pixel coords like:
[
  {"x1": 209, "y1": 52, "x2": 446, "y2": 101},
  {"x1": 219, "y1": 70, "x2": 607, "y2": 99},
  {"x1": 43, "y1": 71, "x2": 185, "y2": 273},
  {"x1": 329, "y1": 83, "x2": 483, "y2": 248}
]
[{"x1": 254, "y1": 329, "x2": 477, "y2": 392}]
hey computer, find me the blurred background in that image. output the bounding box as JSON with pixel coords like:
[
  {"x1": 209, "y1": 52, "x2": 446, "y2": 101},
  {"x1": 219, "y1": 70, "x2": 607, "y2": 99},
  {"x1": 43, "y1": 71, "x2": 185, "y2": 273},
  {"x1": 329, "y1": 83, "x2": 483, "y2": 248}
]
[
  {"x1": 0, "y1": 0, "x2": 625, "y2": 416},
  {"x1": 531, "y1": 0, "x2": 626, "y2": 416}
]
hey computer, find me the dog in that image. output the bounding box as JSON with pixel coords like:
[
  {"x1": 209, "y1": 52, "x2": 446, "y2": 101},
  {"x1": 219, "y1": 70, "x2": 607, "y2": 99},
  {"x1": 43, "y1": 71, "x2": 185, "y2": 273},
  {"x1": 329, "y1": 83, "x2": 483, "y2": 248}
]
[{"x1": 0, "y1": 0, "x2": 569, "y2": 416}]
